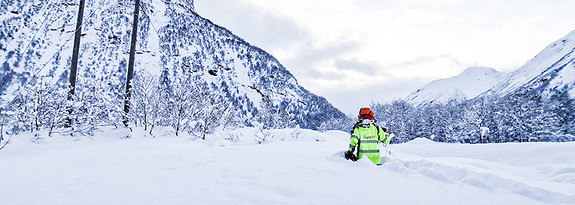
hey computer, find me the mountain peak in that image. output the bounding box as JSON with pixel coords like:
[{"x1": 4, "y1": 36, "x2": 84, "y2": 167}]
[
  {"x1": 564, "y1": 29, "x2": 575, "y2": 40},
  {"x1": 487, "y1": 30, "x2": 575, "y2": 97},
  {"x1": 407, "y1": 30, "x2": 575, "y2": 105},
  {"x1": 0, "y1": 0, "x2": 346, "y2": 130},
  {"x1": 460, "y1": 67, "x2": 498, "y2": 76},
  {"x1": 405, "y1": 67, "x2": 505, "y2": 105}
]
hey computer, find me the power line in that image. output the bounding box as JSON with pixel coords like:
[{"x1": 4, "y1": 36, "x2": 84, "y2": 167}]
[
  {"x1": 7, "y1": 0, "x2": 107, "y2": 107},
  {"x1": 35, "y1": 0, "x2": 172, "y2": 77},
  {"x1": 18, "y1": 0, "x2": 57, "y2": 61},
  {"x1": 139, "y1": 0, "x2": 172, "y2": 59},
  {"x1": 34, "y1": 0, "x2": 106, "y2": 77}
]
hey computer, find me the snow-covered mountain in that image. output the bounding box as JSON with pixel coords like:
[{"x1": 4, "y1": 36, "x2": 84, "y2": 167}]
[
  {"x1": 406, "y1": 30, "x2": 575, "y2": 105},
  {"x1": 486, "y1": 30, "x2": 575, "y2": 98},
  {"x1": 405, "y1": 67, "x2": 506, "y2": 105},
  {"x1": 0, "y1": 0, "x2": 346, "y2": 129}
]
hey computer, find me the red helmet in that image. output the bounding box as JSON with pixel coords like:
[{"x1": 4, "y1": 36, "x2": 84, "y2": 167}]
[{"x1": 358, "y1": 107, "x2": 377, "y2": 122}]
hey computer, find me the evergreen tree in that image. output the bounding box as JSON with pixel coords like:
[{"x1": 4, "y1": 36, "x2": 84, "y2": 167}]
[
  {"x1": 370, "y1": 88, "x2": 574, "y2": 144},
  {"x1": 547, "y1": 87, "x2": 575, "y2": 141}
]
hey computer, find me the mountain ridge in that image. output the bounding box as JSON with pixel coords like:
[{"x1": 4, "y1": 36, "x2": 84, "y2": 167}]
[
  {"x1": 486, "y1": 30, "x2": 575, "y2": 97},
  {"x1": 405, "y1": 67, "x2": 506, "y2": 105},
  {"x1": 0, "y1": 0, "x2": 346, "y2": 130},
  {"x1": 406, "y1": 30, "x2": 575, "y2": 105}
]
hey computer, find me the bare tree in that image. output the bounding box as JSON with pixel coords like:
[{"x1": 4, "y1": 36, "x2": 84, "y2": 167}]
[
  {"x1": 194, "y1": 88, "x2": 232, "y2": 140},
  {"x1": 46, "y1": 87, "x2": 68, "y2": 136},
  {"x1": 168, "y1": 75, "x2": 202, "y2": 136},
  {"x1": 0, "y1": 108, "x2": 6, "y2": 144},
  {"x1": 130, "y1": 70, "x2": 161, "y2": 132}
]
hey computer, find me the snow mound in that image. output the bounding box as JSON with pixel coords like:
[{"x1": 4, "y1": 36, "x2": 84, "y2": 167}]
[
  {"x1": 322, "y1": 130, "x2": 350, "y2": 141},
  {"x1": 405, "y1": 137, "x2": 436, "y2": 145}
]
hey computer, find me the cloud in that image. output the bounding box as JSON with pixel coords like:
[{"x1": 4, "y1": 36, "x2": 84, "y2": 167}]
[
  {"x1": 388, "y1": 54, "x2": 464, "y2": 69},
  {"x1": 334, "y1": 59, "x2": 380, "y2": 76},
  {"x1": 283, "y1": 40, "x2": 360, "y2": 79},
  {"x1": 194, "y1": 0, "x2": 308, "y2": 52},
  {"x1": 195, "y1": 0, "x2": 575, "y2": 115},
  {"x1": 319, "y1": 76, "x2": 431, "y2": 115},
  {"x1": 195, "y1": 0, "x2": 363, "y2": 82},
  {"x1": 380, "y1": 54, "x2": 472, "y2": 80}
]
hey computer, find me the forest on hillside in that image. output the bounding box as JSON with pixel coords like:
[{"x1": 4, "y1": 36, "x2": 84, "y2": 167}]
[{"x1": 365, "y1": 87, "x2": 575, "y2": 143}]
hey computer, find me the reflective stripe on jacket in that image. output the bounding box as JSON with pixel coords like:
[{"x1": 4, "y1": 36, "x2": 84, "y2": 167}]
[{"x1": 349, "y1": 124, "x2": 390, "y2": 153}]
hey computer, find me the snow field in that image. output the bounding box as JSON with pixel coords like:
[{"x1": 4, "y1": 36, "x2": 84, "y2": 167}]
[
  {"x1": 389, "y1": 141, "x2": 575, "y2": 204},
  {"x1": 1, "y1": 127, "x2": 574, "y2": 205}
]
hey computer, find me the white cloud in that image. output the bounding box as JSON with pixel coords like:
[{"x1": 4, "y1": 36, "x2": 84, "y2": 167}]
[
  {"x1": 194, "y1": 0, "x2": 308, "y2": 52},
  {"x1": 195, "y1": 0, "x2": 575, "y2": 114}
]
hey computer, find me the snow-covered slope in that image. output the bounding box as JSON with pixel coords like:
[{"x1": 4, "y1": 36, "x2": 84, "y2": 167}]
[
  {"x1": 1, "y1": 128, "x2": 574, "y2": 204},
  {"x1": 0, "y1": 0, "x2": 345, "y2": 129},
  {"x1": 405, "y1": 67, "x2": 505, "y2": 105},
  {"x1": 487, "y1": 30, "x2": 575, "y2": 97},
  {"x1": 406, "y1": 30, "x2": 575, "y2": 105}
]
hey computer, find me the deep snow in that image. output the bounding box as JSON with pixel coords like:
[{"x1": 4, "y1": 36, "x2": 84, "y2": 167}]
[{"x1": 1, "y1": 127, "x2": 574, "y2": 205}]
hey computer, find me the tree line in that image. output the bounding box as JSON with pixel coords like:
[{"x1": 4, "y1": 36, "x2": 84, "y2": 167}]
[
  {"x1": 0, "y1": 68, "x2": 305, "y2": 144},
  {"x1": 2, "y1": 70, "x2": 573, "y2": 145},
  {"x1": 367, "y1": 87, "x2": 575, "y2": 143}
]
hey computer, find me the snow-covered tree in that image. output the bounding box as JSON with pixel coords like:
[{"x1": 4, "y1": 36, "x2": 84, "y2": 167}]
[
  {"x1": 318, "y1": 115, "x2": 354, "y2": 132},
  {"x1": 194, "y1": 85, "x2": 234, "y2": 140},
  {"x1": 129, "y1": 70, "x2": 161, "y2": 132},
  {"x1": 0, "y1": 107, "x2": 7, "y2": 143},
  {"x1": 68, "y1": 71, "x2": 123, "y2": 136},
  {"x1": 167, "y1": 74, "x2": 201, "y2": 136},
  {"x1": 548, "y1": 87, "x2": 575, "y2": 137},
  {"x1": 45, "y1": 86, "x2": 68, "y2": 136}
]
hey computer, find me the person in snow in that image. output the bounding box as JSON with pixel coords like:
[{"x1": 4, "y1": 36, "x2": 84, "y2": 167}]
[{"x1": 345, "y1": 107, "x2": 391, "y2": 165}]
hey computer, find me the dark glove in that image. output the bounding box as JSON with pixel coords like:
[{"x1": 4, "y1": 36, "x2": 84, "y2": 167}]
[{"x1": 345, "y1": 151, "x2": 358, "y2": 162}]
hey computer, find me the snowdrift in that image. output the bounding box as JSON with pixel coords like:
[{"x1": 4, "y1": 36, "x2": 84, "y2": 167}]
[{"x1": 1, "y1": 127, "x2": 574, "y2": 204}]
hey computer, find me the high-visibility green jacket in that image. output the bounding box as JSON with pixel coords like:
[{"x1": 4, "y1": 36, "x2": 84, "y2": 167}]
[{"x1": 349, "y1": 124, "x2": 390, "y2": 165}]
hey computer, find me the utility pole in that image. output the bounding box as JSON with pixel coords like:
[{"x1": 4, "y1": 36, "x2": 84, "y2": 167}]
[
  {"x1": 123, "y1": 0, "x2": 141, "y2": 126},
  {"x1": 66, "y1": 0, "x2": 86, "y2": 127}
]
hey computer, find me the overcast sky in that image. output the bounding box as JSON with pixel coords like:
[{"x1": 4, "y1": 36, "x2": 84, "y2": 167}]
[{"x1": 195, "y1": 0, "x2": 575, "y2": 115}]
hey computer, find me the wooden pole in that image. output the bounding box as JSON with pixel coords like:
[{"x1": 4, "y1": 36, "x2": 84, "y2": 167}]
[
  {"x1": 66, "y1": 0, "x2": 85, "y2": 127},
  {"x1": 123, "y1": 0, "x2": 141, "y2": 126}
]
